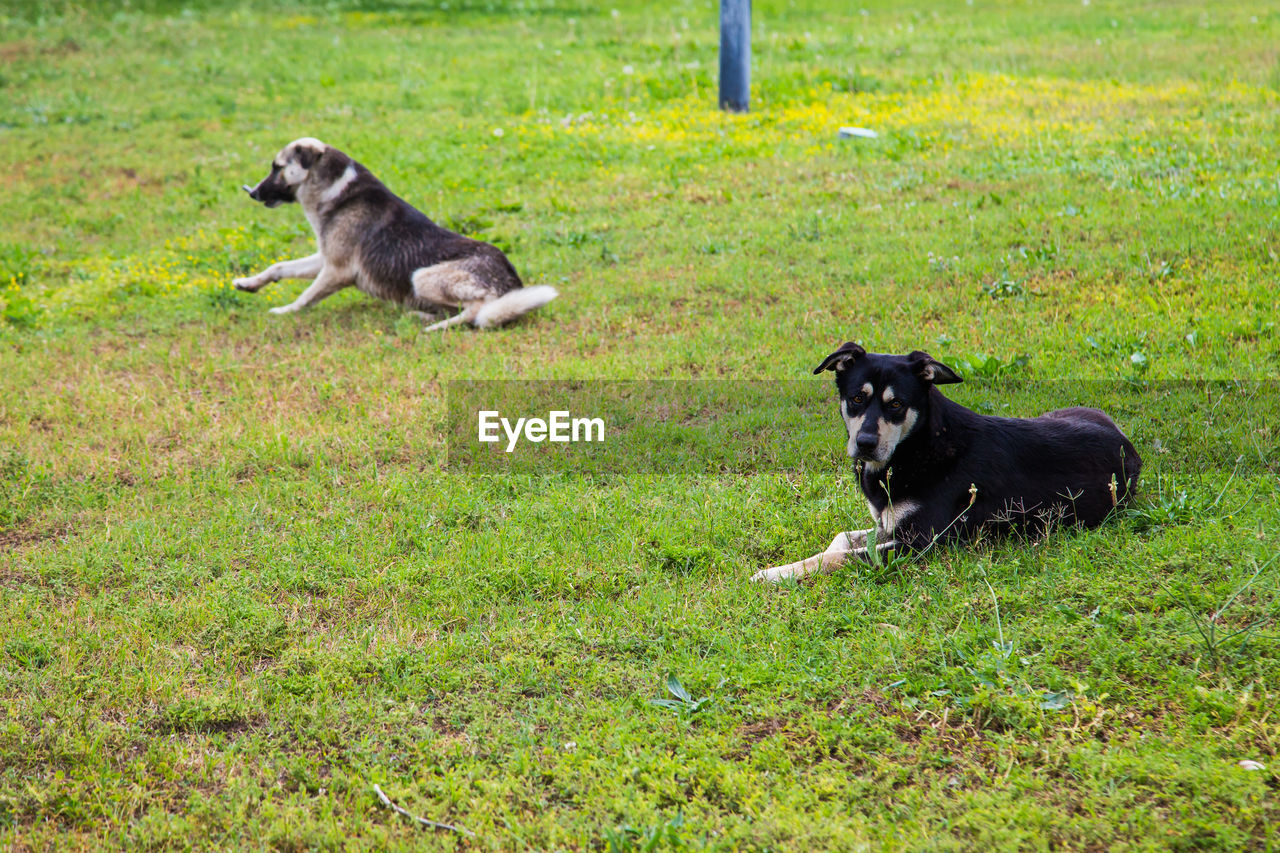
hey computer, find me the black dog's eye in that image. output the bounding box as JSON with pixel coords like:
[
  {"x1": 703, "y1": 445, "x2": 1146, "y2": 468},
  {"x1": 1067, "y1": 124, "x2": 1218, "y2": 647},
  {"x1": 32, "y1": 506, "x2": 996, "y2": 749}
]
[
  {"x1": 888, "y1": 400, "x2": 903, "y2": 410},
  {"x1": 851, "y1": 394, "x2": 865, "y2": 405}
]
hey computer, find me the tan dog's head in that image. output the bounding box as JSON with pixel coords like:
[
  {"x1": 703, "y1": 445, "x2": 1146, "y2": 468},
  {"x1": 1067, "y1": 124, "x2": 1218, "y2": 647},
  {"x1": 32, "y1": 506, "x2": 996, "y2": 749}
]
[{"x1": 242, "y1": 137, "x2": 329, "y2": 208}]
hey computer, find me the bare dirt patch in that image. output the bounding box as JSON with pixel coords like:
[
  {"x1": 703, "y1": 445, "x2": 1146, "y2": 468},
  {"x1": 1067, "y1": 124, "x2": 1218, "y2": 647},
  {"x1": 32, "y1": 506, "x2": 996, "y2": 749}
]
[{"x1": 0, "y1": 521, "x2": 71, "y2": 553}]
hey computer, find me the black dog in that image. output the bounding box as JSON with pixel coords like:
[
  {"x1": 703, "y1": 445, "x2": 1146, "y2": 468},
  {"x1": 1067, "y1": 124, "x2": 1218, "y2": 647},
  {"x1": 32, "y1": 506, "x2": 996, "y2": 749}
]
[{"x1": 753, "y1": 343, "x2": 1141, "y2": 582}]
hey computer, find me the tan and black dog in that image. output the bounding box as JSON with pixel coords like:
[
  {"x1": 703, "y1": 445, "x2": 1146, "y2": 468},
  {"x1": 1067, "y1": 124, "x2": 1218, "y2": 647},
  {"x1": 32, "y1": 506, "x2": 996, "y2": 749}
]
[
  {"x1": 235, "y1": 137, "x2": 557, "y2": 331},
  {"x1": 753, "y1": 344, "x2": 1142, "y2": 583}
]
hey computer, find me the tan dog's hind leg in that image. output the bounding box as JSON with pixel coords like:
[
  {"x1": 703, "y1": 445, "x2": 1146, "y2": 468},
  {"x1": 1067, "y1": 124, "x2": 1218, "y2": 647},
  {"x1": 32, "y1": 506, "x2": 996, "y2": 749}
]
[
  {"x1": 422, "y1": 304, "x2": 481, "y2": 332},
  {"x1": 234, "y1": 253, "x2": 324, "y2": 293},
  {"x1": 411, "y1": 261, "x2": 490, "y2": 331},
  {"x1": 269, "y1": 266, "x2": 352, "y2": 314}
]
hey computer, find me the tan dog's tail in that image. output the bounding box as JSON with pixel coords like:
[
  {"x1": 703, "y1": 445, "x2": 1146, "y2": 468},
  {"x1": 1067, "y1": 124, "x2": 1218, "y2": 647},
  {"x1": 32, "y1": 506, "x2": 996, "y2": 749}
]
[{"x1": 474, "y1": 285, "x2": 559, "y2": 329}]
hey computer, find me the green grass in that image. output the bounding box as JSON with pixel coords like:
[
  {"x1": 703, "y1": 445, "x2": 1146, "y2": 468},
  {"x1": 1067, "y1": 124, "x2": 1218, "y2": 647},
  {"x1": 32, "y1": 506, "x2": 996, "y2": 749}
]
[{"x1": 2, "y1": 0, "x2": 1279, "y2": 849}]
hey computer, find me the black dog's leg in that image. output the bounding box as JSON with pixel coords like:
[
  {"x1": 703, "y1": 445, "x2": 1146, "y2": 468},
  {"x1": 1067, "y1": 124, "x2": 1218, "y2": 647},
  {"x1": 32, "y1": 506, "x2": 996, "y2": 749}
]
[{"x1": 752, "y1": 529, "x2": 882, "y2": 583}]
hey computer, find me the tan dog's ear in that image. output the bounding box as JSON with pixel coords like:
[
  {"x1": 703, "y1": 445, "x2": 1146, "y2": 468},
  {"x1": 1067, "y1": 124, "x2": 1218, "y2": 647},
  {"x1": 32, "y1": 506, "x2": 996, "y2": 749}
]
[
  {"x1": 908, "y1": 351, "x2": 963, "y2": 385},
  {"x1": 813, "y1": 342, "x2": 866, "y2": 374},
  {"x1": 296, "y1": 146, "x2": 320, "y2": 170}
]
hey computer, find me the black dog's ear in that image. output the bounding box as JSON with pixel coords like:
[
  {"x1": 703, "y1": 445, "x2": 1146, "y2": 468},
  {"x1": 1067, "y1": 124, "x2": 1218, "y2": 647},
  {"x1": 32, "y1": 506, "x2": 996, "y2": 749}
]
[
  {"x1": 908, "y1": 350, "x2": 963, "y2": 385},
  {"x1": 813, "y1": 342, "x2": 866, "y2": 374}
]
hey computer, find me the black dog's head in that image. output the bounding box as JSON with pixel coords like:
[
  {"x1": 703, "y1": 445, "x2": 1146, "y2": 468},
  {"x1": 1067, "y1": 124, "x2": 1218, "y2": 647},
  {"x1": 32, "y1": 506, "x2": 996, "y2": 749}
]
[
  {"x1": 814, "y1": 343, "x2": 962, "y2": 468},
  {"x1": 242, "y1": 137, "x2": 329, "y2": 208}
]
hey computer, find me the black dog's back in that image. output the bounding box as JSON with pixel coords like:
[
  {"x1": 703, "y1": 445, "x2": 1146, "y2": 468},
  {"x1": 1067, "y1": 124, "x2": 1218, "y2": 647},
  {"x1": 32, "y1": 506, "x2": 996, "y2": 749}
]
[
  {"x1": 1040, "y1": 405, "x2": 1142, "y2": 500},
  {"x1": 938, "y1": 404, "x2": 1141, "y2": 541},
  {"x1": 1042, "y1": 406, "x2": 1120, "y2": 431}
]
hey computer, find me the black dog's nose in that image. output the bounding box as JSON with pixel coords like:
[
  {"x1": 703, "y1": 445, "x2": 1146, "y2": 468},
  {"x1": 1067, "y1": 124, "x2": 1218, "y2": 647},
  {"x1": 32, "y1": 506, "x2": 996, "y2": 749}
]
[
  {"x1": 242, "y1": 184, "x2": 258, "y2": 200},
  {"x1": 855, "y1": 434, "x2": 879, "y2": 456}
]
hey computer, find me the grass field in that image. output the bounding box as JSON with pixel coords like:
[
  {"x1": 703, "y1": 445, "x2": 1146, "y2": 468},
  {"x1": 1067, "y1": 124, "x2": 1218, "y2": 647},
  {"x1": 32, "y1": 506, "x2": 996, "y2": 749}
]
[{"x1": 2, "y1": 0, "x2": 1279, "y2": 849}]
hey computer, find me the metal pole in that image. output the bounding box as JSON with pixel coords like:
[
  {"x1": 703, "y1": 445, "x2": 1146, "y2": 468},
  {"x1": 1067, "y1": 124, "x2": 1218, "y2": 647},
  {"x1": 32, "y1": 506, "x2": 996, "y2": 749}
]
[{"x1": 719, "y1": 0, "x2": 750, "y2": 112}]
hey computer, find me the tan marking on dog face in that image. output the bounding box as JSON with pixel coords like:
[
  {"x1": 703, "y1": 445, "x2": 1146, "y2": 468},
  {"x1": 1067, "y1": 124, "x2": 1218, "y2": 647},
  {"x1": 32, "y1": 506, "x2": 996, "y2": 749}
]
[
  {"x1": 281, "y1": 161, "x2": 307, "y2": 186},
  {"x1": 862, "y1": 407, "x2": 919, "y2": 470},
  {"x1": 841, "y1": 399, "x2": 866, "y2": 459},
  {"x1": 882, "y1": 385, "x2": 896, "y2": 403},
  {"x1": 879, "y1": 407, "x2": 918, "y2": 460},
  {"x1": 278, "y1": 138, "x2": 329, "y2": 186}
]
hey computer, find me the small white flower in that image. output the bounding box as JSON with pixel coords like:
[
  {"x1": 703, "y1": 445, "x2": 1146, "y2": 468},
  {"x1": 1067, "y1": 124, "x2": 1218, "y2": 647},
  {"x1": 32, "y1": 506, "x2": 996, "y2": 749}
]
[
  {"x1": 492, "y1": 128, "x2": 505, "y2": 137},
  {"x1": 622, "y1": 64, "x2": 634, "y2": 75},
  {"x1": 1238, "y1": 759, "x2": 1266, "y2": 771}
]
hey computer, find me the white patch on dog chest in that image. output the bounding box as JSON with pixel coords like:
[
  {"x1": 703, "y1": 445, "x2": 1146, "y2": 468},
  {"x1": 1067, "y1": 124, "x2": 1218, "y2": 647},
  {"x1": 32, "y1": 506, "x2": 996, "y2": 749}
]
[
  {"x1": 303, "y1": 208, "x2": 324, "y2": 243},
  {"x1": 868, "y1": 498, "x2": 920, "y2": 533}
]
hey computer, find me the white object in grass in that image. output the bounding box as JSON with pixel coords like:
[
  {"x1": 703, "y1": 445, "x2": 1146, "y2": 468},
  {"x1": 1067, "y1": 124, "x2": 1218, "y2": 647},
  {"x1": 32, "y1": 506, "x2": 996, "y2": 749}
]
[{"x1": 838, "y1": 126, "x2": 878, "y2": 139}]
